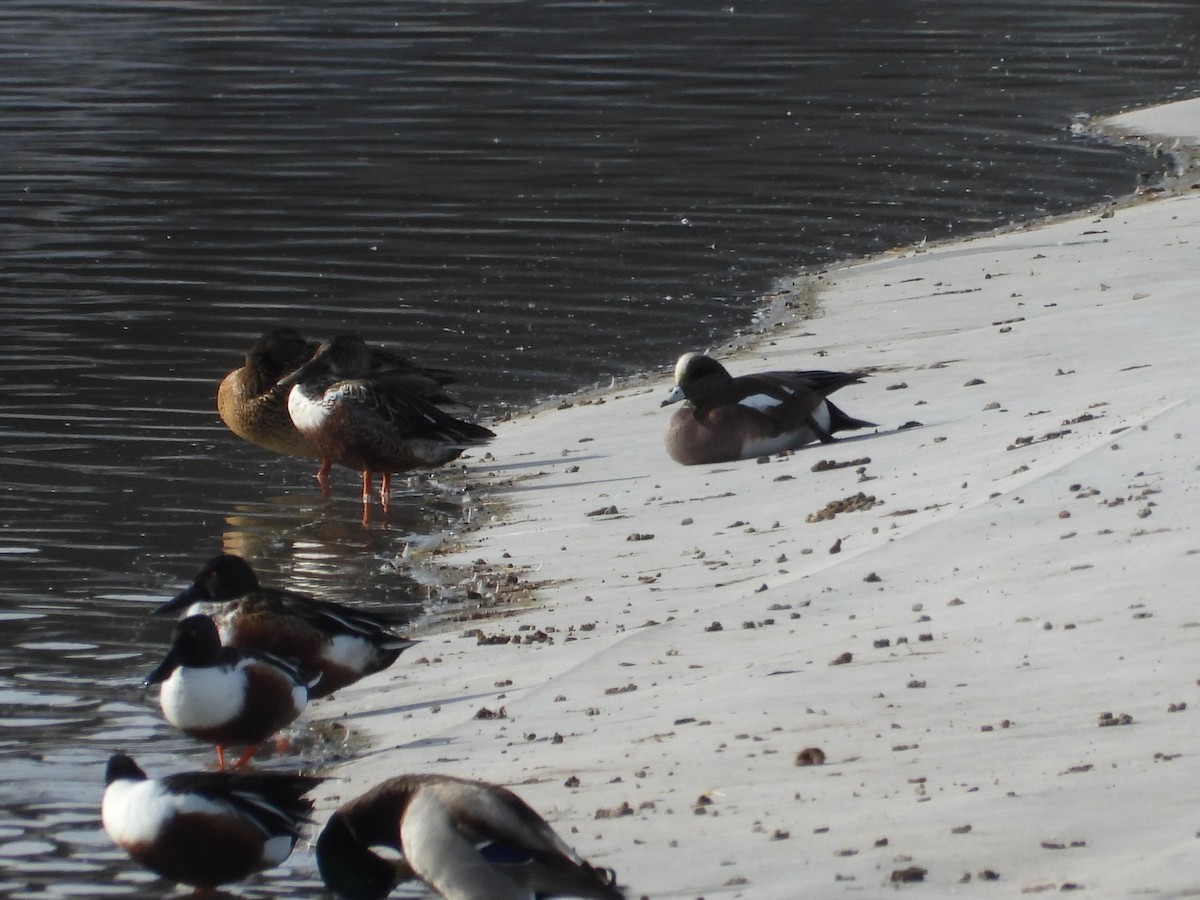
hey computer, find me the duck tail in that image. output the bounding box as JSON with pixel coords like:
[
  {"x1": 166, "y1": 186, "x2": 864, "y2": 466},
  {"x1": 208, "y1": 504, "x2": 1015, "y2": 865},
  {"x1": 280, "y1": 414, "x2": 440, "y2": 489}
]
[{"x1": 826, "y1": 399, "x2": 876, "y2": 433}]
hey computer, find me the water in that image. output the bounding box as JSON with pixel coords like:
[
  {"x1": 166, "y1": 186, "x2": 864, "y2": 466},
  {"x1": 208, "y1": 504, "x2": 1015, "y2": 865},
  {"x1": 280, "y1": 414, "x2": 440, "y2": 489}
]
[{"x1": 1, "y1": 0, "x2": 1199, "y2": 895}]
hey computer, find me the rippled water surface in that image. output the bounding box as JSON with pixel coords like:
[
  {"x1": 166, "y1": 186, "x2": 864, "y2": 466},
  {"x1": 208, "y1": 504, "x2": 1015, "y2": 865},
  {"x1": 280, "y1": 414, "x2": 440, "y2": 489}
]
[{"x1": 2, "y1": 0, "x2": 1199, "y2": 895}]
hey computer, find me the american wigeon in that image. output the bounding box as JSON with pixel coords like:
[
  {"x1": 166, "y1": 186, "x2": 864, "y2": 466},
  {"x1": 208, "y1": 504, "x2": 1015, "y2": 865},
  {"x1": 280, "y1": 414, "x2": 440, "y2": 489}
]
[
  {"x1": 217, "y1": 328, "x2": 468, "y2": 484},
  {"x1": 280, "y1": 335, "x2": 495, "y2": 514},
  {"x1": 662, "y1": 352, "x2": 875, "y2": 465},
  {"x1": 154, "y1": 553, "x2": 418, "y2": 698},
  {"x1": 145, "y1": 614, "x2": 314, "y2": 769},
  {"x1": 101, "y1": 752, "x2": 321, "y2": 889},
  {"x1": 315, "y1": 773, "x2": 625, "y2": 900}
]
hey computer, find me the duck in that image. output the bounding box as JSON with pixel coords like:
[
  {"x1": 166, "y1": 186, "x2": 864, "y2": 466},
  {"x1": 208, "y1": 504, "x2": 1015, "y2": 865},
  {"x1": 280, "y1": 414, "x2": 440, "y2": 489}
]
[
  {"x1": 280, "y1": 335, "x2": 495, "y2": 514},
  {"x1": 217, "y1": 328, "x2": 468, "y2": 484},
  {"x1": 661, "y1": 352, "x2": 876, "y2": 465},
  {"x1": 218, "y1": 327, "x2": 326, "y2": 461},
  {"x1": 145, "y1": 614, "x2": 314, "y2": 769},
  {"x1": 154, "y1": 553, "x2": 418, "y2": 698},
  {"x1": 315, "y1": 773, "x2": 625, "y2": 900},
  {"x1": 101, "y1": 752, "x2": 321, "y2": 890}
]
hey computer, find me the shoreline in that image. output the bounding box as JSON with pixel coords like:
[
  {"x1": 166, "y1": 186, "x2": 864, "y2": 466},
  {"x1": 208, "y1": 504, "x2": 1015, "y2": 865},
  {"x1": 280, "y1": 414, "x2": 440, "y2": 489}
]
[{"x1": 314, "y1": 97, "x2": 1200, "y2": 897}]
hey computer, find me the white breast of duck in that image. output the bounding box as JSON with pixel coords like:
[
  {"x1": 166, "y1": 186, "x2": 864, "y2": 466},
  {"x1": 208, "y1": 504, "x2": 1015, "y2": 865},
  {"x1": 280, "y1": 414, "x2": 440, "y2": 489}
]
[
  {"x1": 172, "y1": 600, "x2": 234, "y2": 639},
  {"x1": 103, "y1": 777, "x2": 221, "y2": 848},
  {"x1": 286, "y1": 381, "x2": 335, "y2": 435},
  {"x1": 102, "y1": 778, "x2": 295, "y2": 866},
  {"x1": 158, "y1": 661, "x2": 251, "y2": 731}
]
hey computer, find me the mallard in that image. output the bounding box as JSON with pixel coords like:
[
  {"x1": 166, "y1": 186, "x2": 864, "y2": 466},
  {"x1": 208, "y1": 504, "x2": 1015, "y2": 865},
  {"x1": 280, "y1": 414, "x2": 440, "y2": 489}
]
[{"x1": 315, "y1": 773, "x2": 625, "y2": 900}]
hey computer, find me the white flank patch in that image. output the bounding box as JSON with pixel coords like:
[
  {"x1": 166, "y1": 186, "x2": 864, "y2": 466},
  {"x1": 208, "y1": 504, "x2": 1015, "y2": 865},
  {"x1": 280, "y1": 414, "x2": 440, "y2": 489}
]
[
  {"x1": 102, "y1": 779, "x2": 226, "y2": 848},
  {"x1": 324, "y1": 634, "x2": 377, "y2": 671},
  {"x1": 290, "y1": 681, "x2": 309, "y2": 712},
  {"x1": 159, "y1": 663, "x2": 246, "y2": 731},
  {"x1": 811, "y1": 400, "x2": 831, "y2": 433},
  {"x1": 261, "y1": 833, "x2": 296, "y2": 866},
  {"x1": 737, "y1": 392, "x2": 784, "y2": 411},
  {"x1": 741, "y1": 400, "x2": 830, "y2": 457}
]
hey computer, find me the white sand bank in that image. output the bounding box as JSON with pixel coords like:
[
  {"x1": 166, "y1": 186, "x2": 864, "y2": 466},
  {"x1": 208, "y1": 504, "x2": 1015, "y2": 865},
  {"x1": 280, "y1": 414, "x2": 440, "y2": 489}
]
[{"x1": 315, "y1": 98, "x2": 1200, "y2": 897}]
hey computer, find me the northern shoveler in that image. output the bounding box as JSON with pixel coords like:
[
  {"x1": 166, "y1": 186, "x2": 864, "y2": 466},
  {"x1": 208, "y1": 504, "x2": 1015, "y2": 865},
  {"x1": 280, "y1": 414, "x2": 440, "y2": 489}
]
[
  {"x1": 101, "y1": 752, "x2": 321, "y2": 889},
  {"x1": 218, "y1": 328, "x2": 324, "y2": 460},
  {"x1": 145, "y1": 614, "x2": 314, "y2": 769},
  {"x1": 315, "y1": 773, "x2": 625, "y2": 900},
  {"x1": 217, "y1": 328, "x2": 468, "y2": 485},
  {"x1": 661, "y1": 352, "x2": 876, "y2": 465},
  {"x1": 280, "y1": 335, "x2": 495, "y2": 515},
  {"x1": 154, "y1": 553, "x2": 419, "y2": 698}
]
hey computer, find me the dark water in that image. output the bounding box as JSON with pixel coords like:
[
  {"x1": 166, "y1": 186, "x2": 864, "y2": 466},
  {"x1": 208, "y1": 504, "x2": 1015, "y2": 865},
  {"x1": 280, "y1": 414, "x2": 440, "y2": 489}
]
[{"x1": 2, "y1": 0, "x2": 1199, "y2": 895}]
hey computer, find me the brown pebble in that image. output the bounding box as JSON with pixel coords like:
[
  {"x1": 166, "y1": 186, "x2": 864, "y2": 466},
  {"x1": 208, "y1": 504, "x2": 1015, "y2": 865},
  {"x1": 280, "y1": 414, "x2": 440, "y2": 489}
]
[
  {"x1": 795, "y1": 747, "x2": 826, "y2": 766},
  {"x1": 891, "y1": 866, "x2": 927, "y2": 883},
  {"x1": 830, "y1": 652, "x2": 853, "y2": 666}
]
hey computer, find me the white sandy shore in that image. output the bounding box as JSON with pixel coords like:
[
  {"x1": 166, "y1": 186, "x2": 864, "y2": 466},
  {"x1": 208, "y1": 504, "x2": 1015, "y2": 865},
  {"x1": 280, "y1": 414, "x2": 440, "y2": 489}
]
[{"x1": 312, "y1": 99, "x2": 1200, "y2": 897}]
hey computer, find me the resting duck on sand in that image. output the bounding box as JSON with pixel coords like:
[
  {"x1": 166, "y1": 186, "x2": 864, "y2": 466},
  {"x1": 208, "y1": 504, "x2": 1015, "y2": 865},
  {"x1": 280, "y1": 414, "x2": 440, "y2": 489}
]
[{"x1": 661, "y1": 352, "x2": 875, "y2": 465}]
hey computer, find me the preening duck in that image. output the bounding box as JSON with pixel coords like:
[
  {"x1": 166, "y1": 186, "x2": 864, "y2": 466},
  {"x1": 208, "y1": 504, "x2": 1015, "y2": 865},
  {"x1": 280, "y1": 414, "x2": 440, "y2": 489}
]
[
  {"x1": 315, "y1": 773, "x2": 625, "y2": 900},
  {"x1": 218, "y1": 327, "x2": 326, "y2": 460},
  {"x1": 155, "y1": 553, "x2": 418, "y2": 698},
  {"x1": 661, "y1": 352, "x2": 875, "y2": 465},
  {"x1": 101, "y1": 752, "x2": 321, "y2": 889}
]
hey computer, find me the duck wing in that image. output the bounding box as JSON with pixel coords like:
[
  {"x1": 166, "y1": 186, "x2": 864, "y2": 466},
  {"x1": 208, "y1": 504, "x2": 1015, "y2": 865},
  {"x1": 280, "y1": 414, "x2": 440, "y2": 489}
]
[
  {"x1": 161, "y1": 770, "x2": 322, "y2": 837},
  {"x1": 753, "y1": 369, "x2": 867, "y2": 397},
  {"x1": 333, "y1": 380, "x2": 494, "y2": 446},
  {"x1": 369, "y1": 347, "x2": 458, "y2": 386},
  {"x1": 403, "y1": 781, "x2": 623, "y2": 900},
  {"x1": 267, "y1": 590, "x2": 417, "y2": 648}
]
